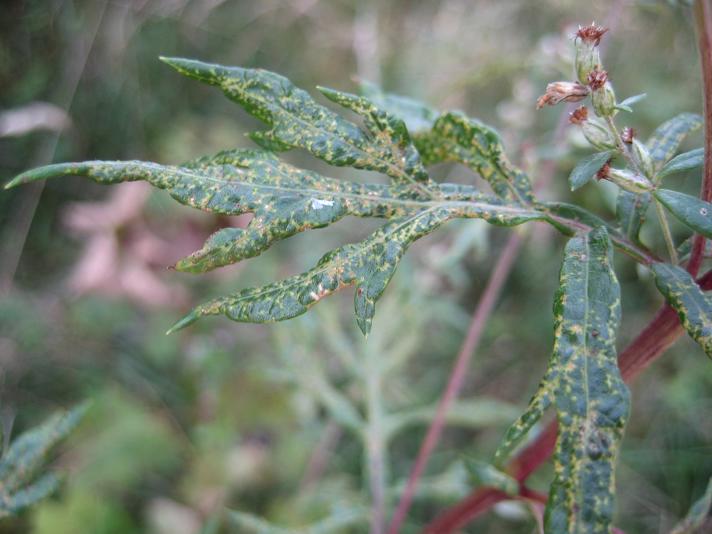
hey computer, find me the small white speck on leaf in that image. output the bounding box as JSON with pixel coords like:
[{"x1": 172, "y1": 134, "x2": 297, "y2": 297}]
[{"x1": 311, "y1": 198, "x2": 334, "y2": 210}]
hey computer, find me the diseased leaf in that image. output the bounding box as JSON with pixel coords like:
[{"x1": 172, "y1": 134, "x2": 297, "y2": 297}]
[
  {"x1": 646, "y1": 113, "x2": 703, "y2": 166},
  {"x1": 569, "y1": 150, "x2": 613, "y2": 191},
  {"x1": 168, "y1": 204, "x2": 542, "y2": 336},
  {"x1": 358, "y1": 80, "x2": 438, "y2": 133},
  {"x1": 160, "y1": 57, "x2": 435, "y2": 193},
  {"x1": 493, "y1": 368, "x2": 556, "y2": 467},
  {"x1": 651, "y1": 263, "x2": 712, "y2": 358},
  {"x1": 616, "y1": 191, "x2": 651, "y2": 244},
  {"x1": 654, "y1": 189, "x2": 712, "y2": 239},
  {"x1": 544, "y1": 227, "x2": 630, "y2": 534},
  {"x1": 658, "y1": 148, "x2": 704, "y2": 179},
  {"x1": 0, "y1": 403, "x2": 88, "y2": 516},
  {"x1": 466, "y1": 460, "x2": 518, "y2": 496},
  {"x1": 413, "y1": 111, "x2": 534, "y2": 201},
  {"x1": 670, "y1": 477, "x2": 712, "y2": 534},
  {"x1": 4, "y1": 150, "x2": 477, "y2": 273}
]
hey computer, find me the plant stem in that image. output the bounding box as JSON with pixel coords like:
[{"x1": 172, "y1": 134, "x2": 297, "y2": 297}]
[
  {"x1": 423, "y1": 269, "x2": 712, "y2": 533},
  {"x1": 365, "y1": 345, "x2": 388, "y2": 534},
  {"x1": 655, "y1": 199, "x2": 679, "y2": 264},
  {"x1": 689, "y1": 0, "x2": 712, "y2": 276}
]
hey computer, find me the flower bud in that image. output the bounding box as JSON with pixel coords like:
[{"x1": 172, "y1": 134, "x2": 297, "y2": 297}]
[
  {"x1": 591, "y1": 81, "x2": 617, "y2": 117},
  {"x1": 536, "y1": 81, "x2": 589, "y2": 109},
  {"x1": 574, "y1": 24, "x2": 607, "y2": 84},
  {"x1": 605, "y1": 168, "x2": 654, "y2": 194},
  {"x1": 581, "y1": 116, "x2": 616, "y2": 150},
  {"x1": 621, "y1": 127, "x2": 635, "y2": 144},
  {"x1": 631, "y1": 138, "x2": 655, "y2": 179}
]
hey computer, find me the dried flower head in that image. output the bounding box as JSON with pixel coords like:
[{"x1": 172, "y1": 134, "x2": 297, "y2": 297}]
[
  {"x1": 576, "y1": 23, "x2": 608, "y2": 46},
  {"x1": 536, "y1": 81, "x2": 590, "y2": 109},
  {"x1": 621, "y1": 127, "x2": 635, "y2": 144},
  {"x1": 587, "y1": 68, "x2": 608, "y2": 91},
  {"x1": 596, "y1": 160, "x2": 612, "y2": 180},
  {"x1": 569, "y1": 106, "x2": 589, "y2": 124}
]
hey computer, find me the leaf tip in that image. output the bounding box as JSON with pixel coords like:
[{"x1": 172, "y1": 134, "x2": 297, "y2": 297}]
[
  {"x1": 166, "y1": 310, "x2": 199, "y2": 335},
  {"x1": 159, "y1": 56, "x2": 223, "y2": 86}
]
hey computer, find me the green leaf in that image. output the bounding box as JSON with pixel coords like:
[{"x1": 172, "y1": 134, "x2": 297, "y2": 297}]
[
  {"x1": 159, "y1": 57, "x2": 435, "y2": 193},
  {"x1": 615, "y1": 93, "x2": 647, "y2": 113},
  {"x1": 0, "y1": 403, "x2": 88, "y2": 516},
  {"x1": 654, "y1": 189, "x2": 712, "y2": 239},
  {"x1": 465, "y1": 459, "x2": 518, "y2": 496},
  {"x1": 568, "y1": 150, "x2": 613, "y2": 191},
  {"x1": 544, "y1": 227, "x2": 630, "y2": 534},
  {"x1": 646, "y1": 113, "x2": 703, "y2": 166},
  {"x1": 616, "y1": 191, "x2": 651, "y2": 244},
  {"x1": 658, "y1": 147, "x2": 704, "y2": 179},
  {"x1": 4, "y1": 150, "x2": 476, "y2": 273},
  {"x1": 493, "y1": 368, "x2": 556, "y2": 467},
  {"x1": 228, "y1": 506, "x2": 368, "y2": 534},
  {"x1": 358, "y1": 80, "x2": 438, "y2": 133},
  {"x1": 670, "y1": 477, "x2": 712, "y2": 534},
  {"x1": 651, "y1": 262, "x2": 712, "y2": 358},
  {"x1": 413, "y1": 111, "x2": 534, "y2": 201},
  {"x1": 168, "y1": 204, "x2": 541, "y2": 336}
]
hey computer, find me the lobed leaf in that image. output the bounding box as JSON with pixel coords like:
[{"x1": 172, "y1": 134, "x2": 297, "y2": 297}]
[
  {"x1": 412, "y1": 111, "x2": 534, "y2": 202},
  {"x1": 160, "y1": 57, "x2": 435, "y2": 193},
  {"x1": 651, "y1": 263, "x2": 712, "y2": 359},
  {"x1": 569, "y1": 151, "x2": 614, "y2": 192},
  {"x1": 657, "y1": 148, "x2": 705, "y2": 179},
  {"x1": 646, "y1": 113, "x2": 703, "y2": 166},
  {"x1": 5, "y1": 150, "x2": 477, "y2": 273},
  {"x1": 168, "y1": 203, "x2": 542, "y2": 336},
  {"x1": 654, "y1": 189, "x2": 712, "y2": 239},
  {"x1": 544, "y1": 227, "x2": 630, "y2": 534}
]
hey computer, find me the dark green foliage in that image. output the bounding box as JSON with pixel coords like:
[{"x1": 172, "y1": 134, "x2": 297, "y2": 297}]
[
  {"x1": 569, "y1": 150, "x2": 614, "y2": 191},
  {"x1": 654, "y1": 189, "x2": 712, "y2": 239}
]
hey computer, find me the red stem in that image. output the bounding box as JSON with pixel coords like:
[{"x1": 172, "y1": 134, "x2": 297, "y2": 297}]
[
  {"x1": 423, "y1": 270, "x2": 712, "y2": 534},
  {"x1": 386, "y1": 232, "x2": 524, "y2": 534},
  {"x1": 687, "y1": 0, "x2": 712, "y2": 277}
]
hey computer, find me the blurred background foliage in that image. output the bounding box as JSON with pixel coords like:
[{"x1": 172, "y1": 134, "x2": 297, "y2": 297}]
[{"x1": 0, "y1": 0, "x2": 710, "y2": 532}]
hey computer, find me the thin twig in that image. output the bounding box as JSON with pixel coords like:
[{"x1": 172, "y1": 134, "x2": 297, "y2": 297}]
[
  {"x1": 688, "y1": 0, "x2": 712, "y2": 277},
  {"x1": 655, "y1": 198, "x2": 679, "y2": 264}
]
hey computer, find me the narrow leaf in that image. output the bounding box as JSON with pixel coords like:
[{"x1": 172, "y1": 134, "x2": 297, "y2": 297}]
[
  {"x1": 413, "y1": 111, "x2": 534, "y2": 201},
  {"x1": 670, "y1": 477, "x2": 712, "y2": 534},
  {"x1": 466, "y1": 460, "x2": 519, "y2": 496},
  {"x1": 651, "y1": 262, "x2": 712, "y2": 358},
  {"x1": 619, "y1": 93, "x2": 647, "y2": 107},
  {"x1": 654, "y1": 189, "x2": 712, "y2": 239},
  {"x1": 646, "y1": 113, "x2": 703, "y2": 165},
  {"x1": 616, "y1": 191, "x2": 651, "y2": 244},
  {"x1": 493, "y1": 372, "x2": 556, "y2": 467},
  {"x1": 545, "y1": 227, "x2": 630, "y2": 534},
  {"x1": 569, "y1": 151, "x2": 613, "y2": 191},
  {"x1": 658, "y1": 147, "x2": 704, "y2": 179},
  {"x1": 160, "y1": 57, "x2": 435, "y2": 192}
]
